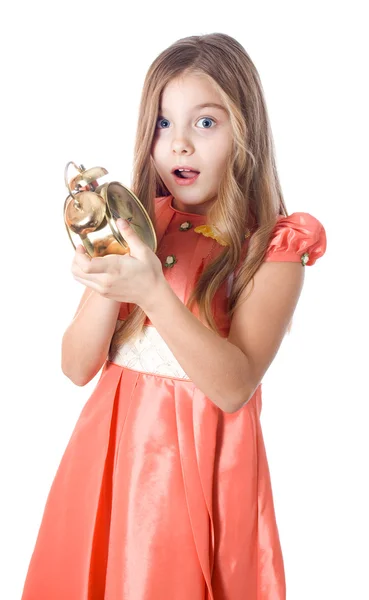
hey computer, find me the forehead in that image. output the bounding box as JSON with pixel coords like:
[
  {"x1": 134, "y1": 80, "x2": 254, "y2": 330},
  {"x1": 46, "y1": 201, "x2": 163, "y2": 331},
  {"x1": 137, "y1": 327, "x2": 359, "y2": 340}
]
[{"x1": 159, "y1": 73, "x2": 225, "y2": 111}]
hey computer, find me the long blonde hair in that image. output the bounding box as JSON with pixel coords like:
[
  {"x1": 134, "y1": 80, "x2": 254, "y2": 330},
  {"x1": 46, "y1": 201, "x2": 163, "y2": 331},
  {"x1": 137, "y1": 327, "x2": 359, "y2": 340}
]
[{"x1": 110, "y1": 33, "x2": 289, "y2": 355}]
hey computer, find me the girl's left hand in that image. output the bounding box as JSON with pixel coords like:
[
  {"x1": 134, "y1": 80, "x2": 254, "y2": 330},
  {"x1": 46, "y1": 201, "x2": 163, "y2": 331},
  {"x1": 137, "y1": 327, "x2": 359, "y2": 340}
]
[{"x1": 71, "y1": 218, "x2": 165, "y2": 311}]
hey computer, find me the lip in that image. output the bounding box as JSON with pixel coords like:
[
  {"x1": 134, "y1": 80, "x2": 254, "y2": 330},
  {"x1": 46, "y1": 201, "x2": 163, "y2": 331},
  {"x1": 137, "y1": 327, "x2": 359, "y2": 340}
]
[
  {"x1": 171, "y1": 165, "x2": 200, "y2": 186},
  {"x1": 171, "y1": 165, "x2": 200, "y2": 174}
]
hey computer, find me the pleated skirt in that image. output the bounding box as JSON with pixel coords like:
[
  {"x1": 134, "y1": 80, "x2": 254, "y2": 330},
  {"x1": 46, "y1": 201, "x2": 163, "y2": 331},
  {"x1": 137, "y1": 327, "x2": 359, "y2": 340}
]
[{"x1": 21, "y1": 360, "x2": 286, "y2": 599}]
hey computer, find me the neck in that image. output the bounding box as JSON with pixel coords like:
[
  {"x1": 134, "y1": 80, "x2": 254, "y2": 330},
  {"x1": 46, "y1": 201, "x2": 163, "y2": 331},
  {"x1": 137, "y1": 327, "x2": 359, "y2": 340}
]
[{"x1": 171, "y1": 195, "x2": 214, "y2": 216}]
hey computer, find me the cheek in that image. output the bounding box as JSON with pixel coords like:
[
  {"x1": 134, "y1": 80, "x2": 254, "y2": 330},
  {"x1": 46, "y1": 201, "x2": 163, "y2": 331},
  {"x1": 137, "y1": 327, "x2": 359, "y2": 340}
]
[
  {"x1": 151, "y1": 136, "x2": 166, "y2": 166},
  {"x1": 211, "y1": 150, "x2": 231, "y2": 175},
  {"x1": 151, "y1": 137, "x2": 159, "y2": 159},
  {"x1": 219, "y1": 139, "x2": 233, "y2": 171},
  {"x1": 151, "y1": 148, "x2": 161, "y2": 173}
]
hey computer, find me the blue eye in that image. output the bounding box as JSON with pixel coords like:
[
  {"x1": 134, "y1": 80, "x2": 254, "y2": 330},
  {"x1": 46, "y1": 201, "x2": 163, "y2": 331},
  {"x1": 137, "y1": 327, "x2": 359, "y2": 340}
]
[
  {"x1": 156, "y1": 118, "x2": 170, "y2": 128},
  {"x1": 196, "y1": 117, "x2": 215, "y2": 128}
]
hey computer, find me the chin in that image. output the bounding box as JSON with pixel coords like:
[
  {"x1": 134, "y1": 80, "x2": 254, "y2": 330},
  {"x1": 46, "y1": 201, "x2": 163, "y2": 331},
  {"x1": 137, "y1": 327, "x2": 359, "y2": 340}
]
[{"x1": 174, "y1": 195, "x2": 216, "y2": 215}]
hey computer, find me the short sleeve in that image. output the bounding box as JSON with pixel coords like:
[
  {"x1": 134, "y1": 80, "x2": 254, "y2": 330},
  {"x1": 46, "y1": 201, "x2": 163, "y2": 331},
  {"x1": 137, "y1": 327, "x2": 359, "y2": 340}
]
[{"x1": 264, "y1": 212, "x2": 327, "y2": 266}]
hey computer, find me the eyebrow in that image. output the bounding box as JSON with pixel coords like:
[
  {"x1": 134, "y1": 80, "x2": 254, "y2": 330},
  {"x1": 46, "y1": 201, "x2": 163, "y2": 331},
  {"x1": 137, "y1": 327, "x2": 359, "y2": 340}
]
[
  {"x1": 194, "y1": 103, "x2": 227, "y2": 112},
  {"x1": 159, "y1": 102, "x2": 227, "y2": 113}
]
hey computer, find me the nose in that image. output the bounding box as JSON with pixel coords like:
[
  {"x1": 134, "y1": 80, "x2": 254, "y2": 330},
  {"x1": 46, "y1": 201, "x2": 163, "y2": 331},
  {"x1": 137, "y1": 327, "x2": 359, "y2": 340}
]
[{"x1": 171, "y1": 132, "x2": 194, "y2": 155}]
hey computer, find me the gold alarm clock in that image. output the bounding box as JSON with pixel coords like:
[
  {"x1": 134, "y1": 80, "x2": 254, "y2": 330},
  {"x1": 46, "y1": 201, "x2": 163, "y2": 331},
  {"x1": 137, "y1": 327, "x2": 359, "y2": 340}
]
[{"x1": 63, "y1": 161, "x2": 157, "y2": 258}]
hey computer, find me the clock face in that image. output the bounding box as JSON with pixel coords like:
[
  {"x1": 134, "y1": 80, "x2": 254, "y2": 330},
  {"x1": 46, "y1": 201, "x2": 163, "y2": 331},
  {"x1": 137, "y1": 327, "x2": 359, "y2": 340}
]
[{"x1": 105, "y1": 182, "x2": 157, "y2": 252}]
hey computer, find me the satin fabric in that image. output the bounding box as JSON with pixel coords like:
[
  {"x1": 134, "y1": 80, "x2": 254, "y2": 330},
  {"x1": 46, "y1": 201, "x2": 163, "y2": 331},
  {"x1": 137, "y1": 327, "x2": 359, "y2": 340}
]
[
  {"x1": 264, "y1": 212, "x2": 327, "y2": 265},
  {"x1": 21, "y1": 196, "x2": 327, "y2": 599}
]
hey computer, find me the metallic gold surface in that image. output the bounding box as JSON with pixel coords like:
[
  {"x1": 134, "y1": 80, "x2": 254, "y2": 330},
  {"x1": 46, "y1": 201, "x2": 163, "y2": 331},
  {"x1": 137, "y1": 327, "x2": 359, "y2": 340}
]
[
  {"x1": 64, "y1": 191, "x2": 106, "y2": 235},
  {"x1": 69, "y1": 167, "x2": 108, "y2": 190},
  {"x1": 63, "y1": 162, "x2": 157, "y2": 257}
]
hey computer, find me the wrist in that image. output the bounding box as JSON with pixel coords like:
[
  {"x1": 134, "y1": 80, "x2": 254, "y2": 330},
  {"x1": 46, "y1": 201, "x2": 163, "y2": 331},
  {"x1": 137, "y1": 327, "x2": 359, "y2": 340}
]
[{"x1": 140, "y1": 275, "x2": 171, "y2": 314}]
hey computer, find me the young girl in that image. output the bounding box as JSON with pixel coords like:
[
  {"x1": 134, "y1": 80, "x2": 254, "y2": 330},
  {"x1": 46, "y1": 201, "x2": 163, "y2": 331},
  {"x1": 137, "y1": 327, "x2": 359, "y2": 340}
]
[{"x1": 21, "y1": 33, "x2": 327, "y2": 600}]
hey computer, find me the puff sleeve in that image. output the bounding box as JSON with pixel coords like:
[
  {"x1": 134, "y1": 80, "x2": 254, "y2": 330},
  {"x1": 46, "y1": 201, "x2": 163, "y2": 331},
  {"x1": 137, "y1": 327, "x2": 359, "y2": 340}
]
[{"x1": 264, "y1": 212, "x2": 327, "y2": 266}]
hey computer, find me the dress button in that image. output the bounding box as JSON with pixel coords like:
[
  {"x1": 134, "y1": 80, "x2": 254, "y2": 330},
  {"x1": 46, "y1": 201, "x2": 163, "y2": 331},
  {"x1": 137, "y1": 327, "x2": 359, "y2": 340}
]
[
  {"x1": 179, "y1": 221, "x2": 193, "y2": 231},
  {"x1": 164, "y1": 254, "x2": 177, "y2": 268},
  {"x1": 301, "y1": 252, "x2": 309, "y2": 266}
]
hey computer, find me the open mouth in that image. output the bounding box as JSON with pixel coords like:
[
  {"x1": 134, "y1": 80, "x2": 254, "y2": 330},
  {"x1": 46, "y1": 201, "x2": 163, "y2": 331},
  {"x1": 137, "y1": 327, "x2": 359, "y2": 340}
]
[{"x1": 173, "y1": 169, "x2": 200, "y2": 179}]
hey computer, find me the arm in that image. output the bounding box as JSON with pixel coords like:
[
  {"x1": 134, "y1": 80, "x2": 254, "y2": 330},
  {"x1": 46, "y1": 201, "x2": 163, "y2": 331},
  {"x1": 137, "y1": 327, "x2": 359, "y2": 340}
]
[
  {"x1": 144, "y1": 261, "x2": 305, "y2": 413},
  {"x1": 61, "y1": 286, "x2": 121, "y2": 386}
]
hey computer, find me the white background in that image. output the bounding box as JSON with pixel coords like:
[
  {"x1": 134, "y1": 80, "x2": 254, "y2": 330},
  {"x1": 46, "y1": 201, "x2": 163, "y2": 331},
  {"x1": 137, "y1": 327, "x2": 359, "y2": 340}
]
[{"x1": 1, "y1": 0, "x2": 368, "y2": 598}]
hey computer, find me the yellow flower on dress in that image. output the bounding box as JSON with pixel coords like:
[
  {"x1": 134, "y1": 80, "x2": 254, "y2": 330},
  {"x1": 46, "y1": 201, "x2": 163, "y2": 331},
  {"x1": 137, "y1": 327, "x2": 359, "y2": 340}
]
[
  {"x1": 194, "y1": 225, "x2": 251, "y2": 246},
  {"x1": 193, "y1": 225, "x2": 229, "y2": 246}
]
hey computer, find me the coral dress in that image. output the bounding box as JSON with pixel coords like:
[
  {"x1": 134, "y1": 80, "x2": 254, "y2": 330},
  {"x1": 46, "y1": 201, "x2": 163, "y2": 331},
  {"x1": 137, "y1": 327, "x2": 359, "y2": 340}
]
[{"x1": 21, "y1": 196, "x2": 327, "y2": 600}]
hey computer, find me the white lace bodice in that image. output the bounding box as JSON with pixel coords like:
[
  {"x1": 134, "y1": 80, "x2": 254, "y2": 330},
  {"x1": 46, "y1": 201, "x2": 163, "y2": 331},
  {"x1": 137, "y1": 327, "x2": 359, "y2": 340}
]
[{"x1": 109, "y1": 322, "x2": 190, "y2": 380}]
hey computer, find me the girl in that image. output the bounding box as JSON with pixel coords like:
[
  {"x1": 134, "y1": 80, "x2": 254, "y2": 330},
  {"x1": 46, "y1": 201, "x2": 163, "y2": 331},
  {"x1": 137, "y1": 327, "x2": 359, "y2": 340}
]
[{"x1": 21, "y1": 33, "x2": 327, "y2": 600}]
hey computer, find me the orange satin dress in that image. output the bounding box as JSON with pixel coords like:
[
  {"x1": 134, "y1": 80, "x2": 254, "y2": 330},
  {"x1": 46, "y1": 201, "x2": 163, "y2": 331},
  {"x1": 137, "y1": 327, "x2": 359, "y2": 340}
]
[{"x1": 21, "y1": 196, "x2": 327, "y2": 600}]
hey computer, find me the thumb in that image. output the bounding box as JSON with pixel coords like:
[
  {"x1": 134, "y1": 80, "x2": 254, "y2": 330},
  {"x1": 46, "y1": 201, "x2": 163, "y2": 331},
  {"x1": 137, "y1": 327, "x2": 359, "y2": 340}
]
[{"x1": 116, "y1": 219, "x2": 146, "y2": 255}]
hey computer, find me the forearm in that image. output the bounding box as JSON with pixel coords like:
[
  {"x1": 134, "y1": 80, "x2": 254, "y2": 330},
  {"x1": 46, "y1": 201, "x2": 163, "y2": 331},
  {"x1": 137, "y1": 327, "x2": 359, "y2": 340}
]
[
  {"x1": 61, "y1": 291, "x2": 121, "y2": 386},
  {"x1": 144, "y1": 281, "x2": 253, "y2": 413}
]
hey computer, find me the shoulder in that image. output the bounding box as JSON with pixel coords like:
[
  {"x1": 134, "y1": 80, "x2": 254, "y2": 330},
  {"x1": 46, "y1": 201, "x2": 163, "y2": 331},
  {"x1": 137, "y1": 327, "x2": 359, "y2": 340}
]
[{"x1": 264, "y1": 211, "x2": 327, "y2": 266}]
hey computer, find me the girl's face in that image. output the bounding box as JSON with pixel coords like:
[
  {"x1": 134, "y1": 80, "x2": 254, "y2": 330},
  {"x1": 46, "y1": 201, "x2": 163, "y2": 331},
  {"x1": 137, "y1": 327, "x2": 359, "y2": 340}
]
[{"x1": 151, "y1": 72, "x2": 233, "y2": 215}]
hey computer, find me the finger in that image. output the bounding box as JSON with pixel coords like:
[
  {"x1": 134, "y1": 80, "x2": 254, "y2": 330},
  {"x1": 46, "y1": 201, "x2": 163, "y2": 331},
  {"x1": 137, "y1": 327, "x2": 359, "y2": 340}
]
[
  {"x1": 74, "y1": 249, "x2": 93, "y2": 271},
  {"x1": 76, "y1": 244, "x2": 86, "y2": 254},
  {"x1": 73, "y1": 273, "x2": 115, "y2": 297},
  {"x1": 73, "y1": 261, "x2": 106, "y2": 281},
  {"x1": 116, "y1": 218, "x2": 147, "y2": 257},
  {"x1": 73, "y1": 276, "x2": 102, "y2": 293},
  {"x1": 81, "y1": 254, "x2": 123, "y2": 274}
]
